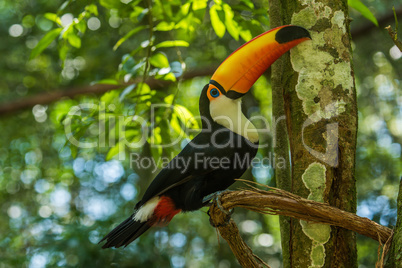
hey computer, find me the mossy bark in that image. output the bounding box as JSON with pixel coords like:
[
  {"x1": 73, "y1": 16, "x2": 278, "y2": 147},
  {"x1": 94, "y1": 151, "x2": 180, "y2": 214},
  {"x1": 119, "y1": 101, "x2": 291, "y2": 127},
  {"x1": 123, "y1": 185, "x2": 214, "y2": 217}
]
[
  {"x1": 385, "y1": 179, "x2": 402, "y2": 267},
  {"x1": 269, "y1": 0, "x2": 358, "y2": 267},
  {"x1": 269, "y1": 1, "x2": 292, "y2": 267}
]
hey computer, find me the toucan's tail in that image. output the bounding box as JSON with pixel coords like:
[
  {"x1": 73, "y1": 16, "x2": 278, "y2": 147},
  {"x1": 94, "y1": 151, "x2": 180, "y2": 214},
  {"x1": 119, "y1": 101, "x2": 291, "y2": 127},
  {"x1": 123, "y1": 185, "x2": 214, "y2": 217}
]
[
  {"x1": 99, "y1": 214, "x2": 151, "y2": 248},
  {"x1": 100, "y1": 196, "x2": 181, "y2": 248}
]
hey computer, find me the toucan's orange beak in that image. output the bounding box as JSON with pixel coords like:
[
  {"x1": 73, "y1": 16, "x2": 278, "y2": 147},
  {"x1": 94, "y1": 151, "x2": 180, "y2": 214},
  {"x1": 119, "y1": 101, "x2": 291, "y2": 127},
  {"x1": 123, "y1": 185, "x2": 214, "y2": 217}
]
[{"x1": 210, "y1": 25, "x2": 311, "y2": 99}]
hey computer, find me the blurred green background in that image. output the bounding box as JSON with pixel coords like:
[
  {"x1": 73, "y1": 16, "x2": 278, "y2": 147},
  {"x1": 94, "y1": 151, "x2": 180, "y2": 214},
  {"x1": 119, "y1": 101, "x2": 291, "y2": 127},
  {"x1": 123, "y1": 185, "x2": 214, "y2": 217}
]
[{"x1": 0, "y1": 0, "x2": 401, "y2": 267}]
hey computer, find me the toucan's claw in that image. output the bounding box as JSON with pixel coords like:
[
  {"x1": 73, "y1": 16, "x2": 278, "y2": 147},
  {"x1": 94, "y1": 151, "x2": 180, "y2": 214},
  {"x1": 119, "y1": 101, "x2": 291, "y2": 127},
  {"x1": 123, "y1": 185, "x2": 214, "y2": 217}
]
[
  {"x1": 215, "y1": 191, "x2": 233, "y2": 216},
  {"x1": 203, "y1": 190, "x2": 234, "y2": 215},
  {"x1": 206, "y1": 190, "x2": 234, "y2": 228},
  {"x1": 202, "y1": 192, "x2": 215, "y2": 204},
  {"x1": 202, "y1": 190, "x2": 227, "y2": 203}
]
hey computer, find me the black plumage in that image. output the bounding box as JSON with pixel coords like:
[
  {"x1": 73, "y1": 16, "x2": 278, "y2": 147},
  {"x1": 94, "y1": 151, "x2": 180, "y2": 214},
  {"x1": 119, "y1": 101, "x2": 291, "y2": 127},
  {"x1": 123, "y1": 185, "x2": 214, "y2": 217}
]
[
  {"x1": 100, "y1": 84, "x2": 258, "y2": 248},
  {"x1": 100, "y1": 25, "x2": 311, "y2": 248}
]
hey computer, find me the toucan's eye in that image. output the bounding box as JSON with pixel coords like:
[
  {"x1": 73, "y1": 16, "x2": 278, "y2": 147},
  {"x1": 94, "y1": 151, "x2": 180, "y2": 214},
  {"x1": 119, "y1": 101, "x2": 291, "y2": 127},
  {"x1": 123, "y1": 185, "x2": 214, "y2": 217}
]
[{"x1": 210, "y1": 88, "x2": 220, "y2": 98}]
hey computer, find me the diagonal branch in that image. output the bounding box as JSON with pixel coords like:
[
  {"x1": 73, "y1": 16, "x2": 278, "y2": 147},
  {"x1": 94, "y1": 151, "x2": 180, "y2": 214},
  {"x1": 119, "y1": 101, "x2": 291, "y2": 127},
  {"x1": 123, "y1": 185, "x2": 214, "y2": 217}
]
[
  {"x1": 208, "y1": 187, "x2": 393, "y2": 266},
  {"x1": 385, "y1": 6, "x2": 402, "y2": 52},
  {"x1": 0, "y1": 66, "x2": 217, "y2": 116},
  {"x1": 208, "y1": 209, "x2": 269, "y2": 268},
  {"x1": 386, "y1": 25, "x2": 402, "y2": 51}
]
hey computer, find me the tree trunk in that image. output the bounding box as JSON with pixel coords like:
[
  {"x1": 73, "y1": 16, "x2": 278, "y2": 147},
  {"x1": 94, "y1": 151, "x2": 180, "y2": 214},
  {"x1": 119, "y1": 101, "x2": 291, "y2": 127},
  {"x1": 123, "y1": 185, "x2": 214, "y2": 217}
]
[
  {"x1": 385, "y1": 178, "x2": 402, "y2": 267},
  {"x1": 269, "y1": 3, "x2": 293, "y2": 267},
  {"x1": 269, "y1": 0, "x2": 358, "y2": 267}
]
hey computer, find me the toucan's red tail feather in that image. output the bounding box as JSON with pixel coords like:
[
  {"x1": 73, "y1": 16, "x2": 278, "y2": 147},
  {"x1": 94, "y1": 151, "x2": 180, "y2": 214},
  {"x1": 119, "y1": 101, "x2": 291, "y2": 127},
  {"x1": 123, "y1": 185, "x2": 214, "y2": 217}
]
[
  {"x1": 99, "y1": 214, "x2": 151, "y2": 248},
  {"x1": 100, "y1": 196, "x2": 181, "y2": 248},
  {"x1": 152, "y1": 196, "x2": 181, "y2": 225}
]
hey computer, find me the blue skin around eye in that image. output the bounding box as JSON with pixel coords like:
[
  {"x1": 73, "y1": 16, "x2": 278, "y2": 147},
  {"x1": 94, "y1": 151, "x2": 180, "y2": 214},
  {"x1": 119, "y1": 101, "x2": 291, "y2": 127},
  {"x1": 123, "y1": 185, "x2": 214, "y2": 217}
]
[{"x1": 210, "y1": 88, "x2": 220, "y2": 98}]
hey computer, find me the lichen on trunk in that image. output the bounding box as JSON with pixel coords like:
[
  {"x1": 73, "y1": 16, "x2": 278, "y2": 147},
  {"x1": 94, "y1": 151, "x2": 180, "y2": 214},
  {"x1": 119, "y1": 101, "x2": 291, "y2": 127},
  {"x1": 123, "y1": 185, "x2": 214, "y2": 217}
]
[{"x1": 269, "y1": 0, "x2": 358, "y2": 267}]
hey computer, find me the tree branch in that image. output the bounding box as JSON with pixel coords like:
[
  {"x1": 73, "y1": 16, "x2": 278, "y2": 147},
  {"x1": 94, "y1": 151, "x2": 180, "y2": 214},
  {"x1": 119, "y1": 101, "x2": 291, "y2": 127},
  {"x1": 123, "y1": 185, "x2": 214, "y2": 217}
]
[
  {"x1": 208, "y1": 186, "x2": 393, "y2": 266},
  {"x1": 208, "y1": 209, "x2": 270, "y2": 268},
  {"x1": 0, "y1": 66, "x2": 217, "y2": 116},
  {"x1": 385, "y1": 6, "x2": 402, "y2": 52},
  {"x1": 386, "y1": 25, "x2": 402, "y2": 51}
]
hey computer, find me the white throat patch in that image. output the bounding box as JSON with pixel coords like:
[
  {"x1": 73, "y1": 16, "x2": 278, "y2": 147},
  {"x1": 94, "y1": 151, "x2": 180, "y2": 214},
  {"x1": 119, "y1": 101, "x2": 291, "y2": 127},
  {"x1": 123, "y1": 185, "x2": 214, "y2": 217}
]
[{"x1": 209, "y1": 96, "x2": 259, "y2": 143}]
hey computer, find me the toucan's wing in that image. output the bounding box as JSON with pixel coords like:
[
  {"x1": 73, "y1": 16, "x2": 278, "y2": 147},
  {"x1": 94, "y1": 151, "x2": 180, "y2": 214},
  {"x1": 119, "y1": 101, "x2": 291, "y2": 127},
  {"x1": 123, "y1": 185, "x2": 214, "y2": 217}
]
[{"x1": 137, "y1": 129, "x2": 244, "y2": 207}]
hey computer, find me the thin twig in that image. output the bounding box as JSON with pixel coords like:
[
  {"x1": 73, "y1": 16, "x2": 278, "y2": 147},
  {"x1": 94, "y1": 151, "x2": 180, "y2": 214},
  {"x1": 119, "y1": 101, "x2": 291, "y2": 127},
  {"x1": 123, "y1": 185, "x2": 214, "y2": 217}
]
[
  {"x1": 386, "y1": 26, "x2": 402, "y2": 51},
  {"x1": 385, "y1": 7, "x2": 402, "y2": 52}
]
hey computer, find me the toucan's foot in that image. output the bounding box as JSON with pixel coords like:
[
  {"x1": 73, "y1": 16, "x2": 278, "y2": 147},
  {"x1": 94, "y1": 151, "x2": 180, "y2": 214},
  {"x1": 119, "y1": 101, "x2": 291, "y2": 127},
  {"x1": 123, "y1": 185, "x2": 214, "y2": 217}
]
[
  {"x1": 214, "y1": 191, "x2": 233, "y2": 216},
  {"x1": 202, "y1": 189, "x2": 234, "y2": 203}
]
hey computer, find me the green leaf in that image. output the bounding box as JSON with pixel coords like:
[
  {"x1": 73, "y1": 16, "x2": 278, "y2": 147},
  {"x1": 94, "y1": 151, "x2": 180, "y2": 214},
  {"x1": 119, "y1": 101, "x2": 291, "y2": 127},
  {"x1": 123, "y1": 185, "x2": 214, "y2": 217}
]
[
  {"x1": 129, "y1": 6, "x2": 145, "y2": 23},
  {"x1": 67, "y1": 32, "x2": 81, "y2": 48},
  {"x1": 58, "y1": 1, "x2": 71, "y2": 11},
  {"x1": 193, "y1": 0, "x2": 207, "y2": 10},
  {"x1": 70, "y1": 145, "x2": 78, "y2": 158},
  {"x1": 101, "y1": 90, "x2": 120, "y2": 104},
  {"x1": 149, "y1": 52, "x2": 169, "y2": 68},
  {"x1": 59, "y1": 43, "x2": 69, "y2": 62},
  {"x1": 96, "y1": 79, "x2": 119, "y2": 85},
  {"x1": 159, "y1": 119, "x2": 173, "y2": 153},
  {"x1": 181, "y1": 2, "x2": 191, "y2": 15},
  {"x1": 61, "y1": 23, "x2": 73, "y2": 39},
  {"x1": 150, "y1": 127, "x2": 163, "y2": 149},
  {"x1": 125, "y1": 129, "x2": 140, "y2": 140},
  {"x1": 113, "y1": 26, "x2": 147, "y2": 50},
  {"x1": 168, "y1": 0, "x2": 181, "y2": 5},
  {"x1": 223, "y1": 4, "x2": 239, "y2": 40},
  {"x1": 106, "y1": 142, "x2": 124, "y2": 161},
  {"x1": 75, "y1": 20, "x2": 87, "y2": 33},
  {"x1": 164, "y1": 94, "x2": 175, "y2": 104},
  {"x1": 174, "y1": 104, "x2": 196, "y2": 125},
  {"x1": 154, "y1": 21, "x2": 175, "y2": 31},
  {"x1": 348, "y1": 0, "x2": 378, "y2": 27},
  {"x1": 131, "y1": 61, "x2": 146, "y2": 74},
  {"x1": 153, "y1": 40, "x2": 189, "y2": 49},
  {"x1": 240, "y1": 28, "x2": 252, "y2": 42},
  {"x1": 30, "y1": 28, "x2": 62, "y2": 59},
  {"x1": 85, "y1": 4, "x2": 99, "y2": 16},
  {"x1": 99, "y1": 0, "x2": 119, "y2": 10},
  {"x1": 240, "y1": 0, "x2": 254, "y2": 9},
  {"x1": 170, "y1": 114, "x2": 183, "y2": 135},
  {"x1": 121, "y1": 54, "x2": 136, "y2": 72},
  {"x1": 137, "y1": 8, "x2": 149, "y2": 22},
  {"x1": 137, "y1": 82, "x2": 151, "y2": 95},
  {"x1": 210, "y1": 4, "x2": 225, "y2": 38},
  {"x1": 156, "y1": 72, "x2": 176, "y2": 82},
  {"x1": 165, "y1": 73, "x2": 176, "y2": 82},
  {"x1": 119, "y1": 84, "x2": 136, "y2": 102},
  {"x1": 44, "y1": 13, "x2": 62, "y2": 26}
]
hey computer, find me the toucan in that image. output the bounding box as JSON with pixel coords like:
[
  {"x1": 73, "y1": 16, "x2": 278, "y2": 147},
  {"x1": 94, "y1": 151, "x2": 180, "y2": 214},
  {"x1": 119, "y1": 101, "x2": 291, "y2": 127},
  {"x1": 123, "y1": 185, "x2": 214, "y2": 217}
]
[{"x1": 100, "y1": 25, "x2": 311, "y2": 248}]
